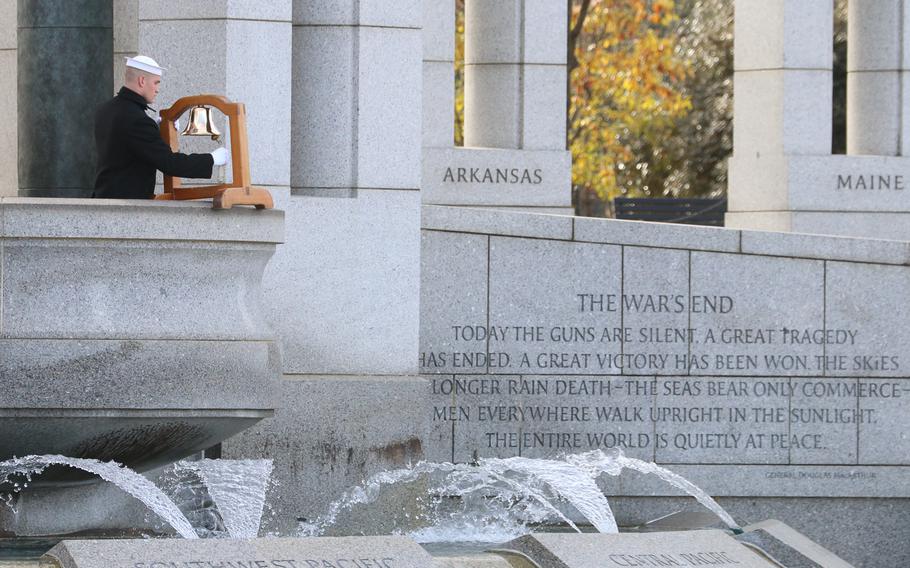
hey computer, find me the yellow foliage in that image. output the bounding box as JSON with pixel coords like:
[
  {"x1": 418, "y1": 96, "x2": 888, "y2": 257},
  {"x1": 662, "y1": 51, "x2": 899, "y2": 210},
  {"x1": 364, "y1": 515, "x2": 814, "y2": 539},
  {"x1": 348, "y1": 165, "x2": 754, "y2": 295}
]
[
  {"x1": 570, "y1": 0, "x2": 692, "y2": 200},
  {"x1": 454, "y1": 0, "x2": 465, "y2": 146}
]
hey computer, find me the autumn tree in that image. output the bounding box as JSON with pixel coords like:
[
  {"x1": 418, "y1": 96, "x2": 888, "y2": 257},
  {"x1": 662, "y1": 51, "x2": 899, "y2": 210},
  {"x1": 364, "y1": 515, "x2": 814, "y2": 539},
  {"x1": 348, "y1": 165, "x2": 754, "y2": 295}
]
[
  {"x1": 454, "y1": 0, "x2": 465, "y2": 145},
  {"x1": 569, "y1": 0, "x2": 692, "y2": 203},
  {"x1": 456, "y1": 1, "x2": 736, "y2": 209},
  {"x1": 656, "y1": 0, "x2": 733, "y2": 198}
]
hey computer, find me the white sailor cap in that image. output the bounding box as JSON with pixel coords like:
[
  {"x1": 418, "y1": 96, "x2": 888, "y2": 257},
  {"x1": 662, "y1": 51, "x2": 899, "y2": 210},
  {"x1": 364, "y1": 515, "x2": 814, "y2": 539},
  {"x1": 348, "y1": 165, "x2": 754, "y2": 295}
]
[{"x1": 125, "y1": 55, "x2": 165, "y2": 76}]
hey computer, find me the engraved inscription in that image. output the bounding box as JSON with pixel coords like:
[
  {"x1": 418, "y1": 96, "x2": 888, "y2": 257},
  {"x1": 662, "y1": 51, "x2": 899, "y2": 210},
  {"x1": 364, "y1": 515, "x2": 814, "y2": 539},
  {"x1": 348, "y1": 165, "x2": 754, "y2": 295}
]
[
  {"x1": 442, "y1": 166, "x2": 543, "y2": 185},
  {"x1": 836, "y1": 174, "x2": 905, "y2": 191},
  {"x1": 423, "y1": 289, "x2": 910, "y2": 464}
]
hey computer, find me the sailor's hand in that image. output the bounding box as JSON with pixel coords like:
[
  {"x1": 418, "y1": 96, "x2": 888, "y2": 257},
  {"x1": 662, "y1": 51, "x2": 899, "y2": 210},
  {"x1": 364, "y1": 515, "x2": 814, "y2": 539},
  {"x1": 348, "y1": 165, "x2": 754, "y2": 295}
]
[
  {"x1": 211, "y1": 147, "x2": 228, "y2": 166},
  {"x1": 155, "y1": 114, "x2": 180, "y2": 131}
]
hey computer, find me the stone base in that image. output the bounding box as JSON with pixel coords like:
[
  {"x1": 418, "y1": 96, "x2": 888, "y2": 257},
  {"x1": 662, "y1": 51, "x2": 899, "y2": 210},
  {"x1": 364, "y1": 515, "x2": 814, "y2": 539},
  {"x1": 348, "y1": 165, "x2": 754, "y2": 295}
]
[
  {"x1": 729, "y1": 153, "x2": 910, "y2": 212},
  {"x1": 222, "y1": 374, "x2": 429, "y2": 535},
  {"x1": 422, "y1": 147, "x2": 571, "y2": 207},
  {"x1": 728, "y1": 153, "x2": 910, "y2": 239},
  {"x1": 266, "y1": 188, "x2": 420, "y2": 375},
  {"x1": 609, "y1": 496, "x2": 910, "y2": 567},
  {"x1": 0, "y1": 199, "x2": 283, "y2": 473},
  {"x1": 726, "y1": 210, "x2": 910, "y2": 240},
  {"x1": 43, "y1": 536, "x2": 435, "y2": 568},
  {"x1": 0, "y1": 468, "x2": 172, "y2": 537}
]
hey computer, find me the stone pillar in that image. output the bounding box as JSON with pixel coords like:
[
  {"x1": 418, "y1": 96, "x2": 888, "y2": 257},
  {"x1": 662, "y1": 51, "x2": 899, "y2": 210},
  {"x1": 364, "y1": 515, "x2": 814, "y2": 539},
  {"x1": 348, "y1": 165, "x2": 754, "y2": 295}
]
[
  {"x1": 725, "y1": 0, "x2": 834, "y2": 232},
  {"x1": 728, "y1": 1, "x2": 910, "y2": 240},
  {"x1": 279, "y1": 0, "x2": 421, "y2": 376},
  {"x1": 18, "y1": 0, "x2": 112, "y2": 197},
  {"x1": 113, "y1": 0, "x2": 138, "y2": 94},
  {"x1": 0, "y1": 0, "x2": 16, "y2": 196},
  {"x1": 423, "y1": 0, "x2": 571, "y2": 213},
  {"x1": 731, "y1": 0, "x2": 832, "y2": 159},
  {"x1": 220, "y1": 0, "x2": 424, "y2": 531},
  {"x1": 423, "y1": 0, "x2": 455, "y2": 148},
  {"x1": 847, "y1": 0, "x2": 900, "y2": 155},
  {"x1": 464, "y1": 0, "x2": 566, "y2": 150},
  {"x1": 901, "y1": 4, "x2": 910, "y2": 155},
  {"x1": 139, "y1": 2, "x2": 291, "y2": 192}
]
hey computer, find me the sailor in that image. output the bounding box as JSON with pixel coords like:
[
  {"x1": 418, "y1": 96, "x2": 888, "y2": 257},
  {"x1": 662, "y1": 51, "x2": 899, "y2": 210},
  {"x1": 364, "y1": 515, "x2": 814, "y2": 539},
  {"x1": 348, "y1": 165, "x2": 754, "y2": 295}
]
[{"x1": 93, "y1": 55, "x2": 227, "y2": 199}]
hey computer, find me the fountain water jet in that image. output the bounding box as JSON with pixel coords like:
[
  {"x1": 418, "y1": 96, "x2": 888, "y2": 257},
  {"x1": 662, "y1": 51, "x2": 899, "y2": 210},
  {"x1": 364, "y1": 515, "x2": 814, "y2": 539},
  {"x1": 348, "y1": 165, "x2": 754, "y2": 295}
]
[
  {"x1": 301, "y1": 449, "x2": 739, "y2": 541},
  {"x1": 0, "y1": 455, "x2": 197, "y2": 539},
  {"x1": 173, "y1": 459, "x2": 274, "y2": 538},
  {"x1": 562, "y1": 451, "x2": 739, "y2": 530}
]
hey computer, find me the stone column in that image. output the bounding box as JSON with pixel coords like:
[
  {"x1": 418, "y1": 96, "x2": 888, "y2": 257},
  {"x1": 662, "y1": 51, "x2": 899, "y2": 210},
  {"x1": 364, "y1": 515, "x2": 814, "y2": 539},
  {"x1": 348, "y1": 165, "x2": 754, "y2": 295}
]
[
  {"x1": 901, "y1": 5, "x2": 910, "y2": 155},
  {"x1": 731, "y1": 0, "x2": 832, "y2": 158},
  {"x1": 0, "y1": 0, "x2": 16, "y2": 196},
  {"x1": 464, "y1": 0, "x2": 566, "y2": 150},
  {"x1": 425, "y1": 0, "x2": 570, "y2": 212},
  {"x1": 725, "y1": 0, "x2": 833, "y2": 231},
  {"x1": 18, "y1": 0, "x2": 112, "y2": 197},
  {"x1": 847, "y1": 1, "x2": 900, "y2": 155},
  {"x1": 281, "y1": 0, "x2": 421, "y2": 378},
  {"x1": 113, "y1": 0, "x2": 138, "y2": 94},
  {"x1": 139, "y1": 2, "x2": 292, "y2": 193},
  {"x1": 218, "y1": 0, "x2": 425, "y2": 532},
  {"x1": 728, "y1": 1, "x2": 910, "y2": 239},
  {"x1": 423, "y1": 0, "x2": 455, "y2": 148}
]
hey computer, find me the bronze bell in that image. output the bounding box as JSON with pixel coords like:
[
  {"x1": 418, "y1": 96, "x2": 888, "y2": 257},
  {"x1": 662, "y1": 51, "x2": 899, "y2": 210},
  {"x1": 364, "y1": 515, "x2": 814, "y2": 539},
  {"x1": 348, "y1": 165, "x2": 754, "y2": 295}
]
[{"x1": 181, "y1": 105, "x2": 222, "y2": 141}]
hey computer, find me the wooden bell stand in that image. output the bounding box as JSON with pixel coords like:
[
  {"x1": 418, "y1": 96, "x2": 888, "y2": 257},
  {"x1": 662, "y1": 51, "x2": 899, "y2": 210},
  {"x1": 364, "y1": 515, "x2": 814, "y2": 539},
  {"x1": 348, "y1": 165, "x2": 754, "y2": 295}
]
[{"x1": 155, "y1": 94, "x2": 273, "y2": 209}]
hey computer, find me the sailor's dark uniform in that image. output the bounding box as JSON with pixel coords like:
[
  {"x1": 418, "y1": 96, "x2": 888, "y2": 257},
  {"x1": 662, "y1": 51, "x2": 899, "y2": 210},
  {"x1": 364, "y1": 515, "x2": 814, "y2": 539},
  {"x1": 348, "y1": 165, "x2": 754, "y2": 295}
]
[{"x1": 94, "y1": 87, "x2": 213, "y2": 199}]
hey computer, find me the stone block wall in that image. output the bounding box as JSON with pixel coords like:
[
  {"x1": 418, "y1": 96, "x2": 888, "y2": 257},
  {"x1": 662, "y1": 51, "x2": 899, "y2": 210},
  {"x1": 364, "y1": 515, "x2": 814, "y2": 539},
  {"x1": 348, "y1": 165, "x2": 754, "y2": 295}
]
[
  {"x1": 421, "y1": 205, "x2": 910, "y2": 563},
  {"x1": 139, "y1": 1, "x2": 292, "y2": 190}
]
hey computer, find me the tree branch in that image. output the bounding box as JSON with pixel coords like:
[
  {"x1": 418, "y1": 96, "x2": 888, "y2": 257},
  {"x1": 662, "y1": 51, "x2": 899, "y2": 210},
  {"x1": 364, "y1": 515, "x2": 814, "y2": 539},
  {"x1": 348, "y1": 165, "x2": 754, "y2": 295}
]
[{"x1": 567, "y1": 0, "x2": 592, "y2": 74}]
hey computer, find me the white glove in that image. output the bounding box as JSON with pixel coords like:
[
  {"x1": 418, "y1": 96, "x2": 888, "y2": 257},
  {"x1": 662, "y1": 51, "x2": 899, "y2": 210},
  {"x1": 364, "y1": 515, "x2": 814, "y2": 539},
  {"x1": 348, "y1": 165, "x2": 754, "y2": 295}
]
[
  {"x1": 211, "y1": 147, "x2": 228, "y2": 166},
  {"x1": 153, "y1": 114, "x2": 180, "y2": 131}
]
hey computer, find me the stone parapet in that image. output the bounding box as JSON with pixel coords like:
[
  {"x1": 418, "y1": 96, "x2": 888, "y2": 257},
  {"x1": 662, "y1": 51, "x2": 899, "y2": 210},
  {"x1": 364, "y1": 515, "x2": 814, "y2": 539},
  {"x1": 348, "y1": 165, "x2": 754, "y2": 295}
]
[
  {"x1": 420, "y1": 205, "x2": 910, "y2": 469},
  {"x1": 418, "y1": 206, "x2": 910, "y2": 565},
  {"x1": 0, "y1": 199, "x2": 284, "y2": 476},
  {"x1": 425, "y1": 204, "x2": 910, "y2": 264}
]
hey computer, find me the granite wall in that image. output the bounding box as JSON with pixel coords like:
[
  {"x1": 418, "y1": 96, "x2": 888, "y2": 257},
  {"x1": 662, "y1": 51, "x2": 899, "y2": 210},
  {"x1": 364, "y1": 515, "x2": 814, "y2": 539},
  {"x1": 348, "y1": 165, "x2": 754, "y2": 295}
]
[
  {"x1": 113, "y1": 0, "x2": 138, "y2": 93},
  {"x1": 421, "y1": 205, "x2": 910, "y2": 564}
]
